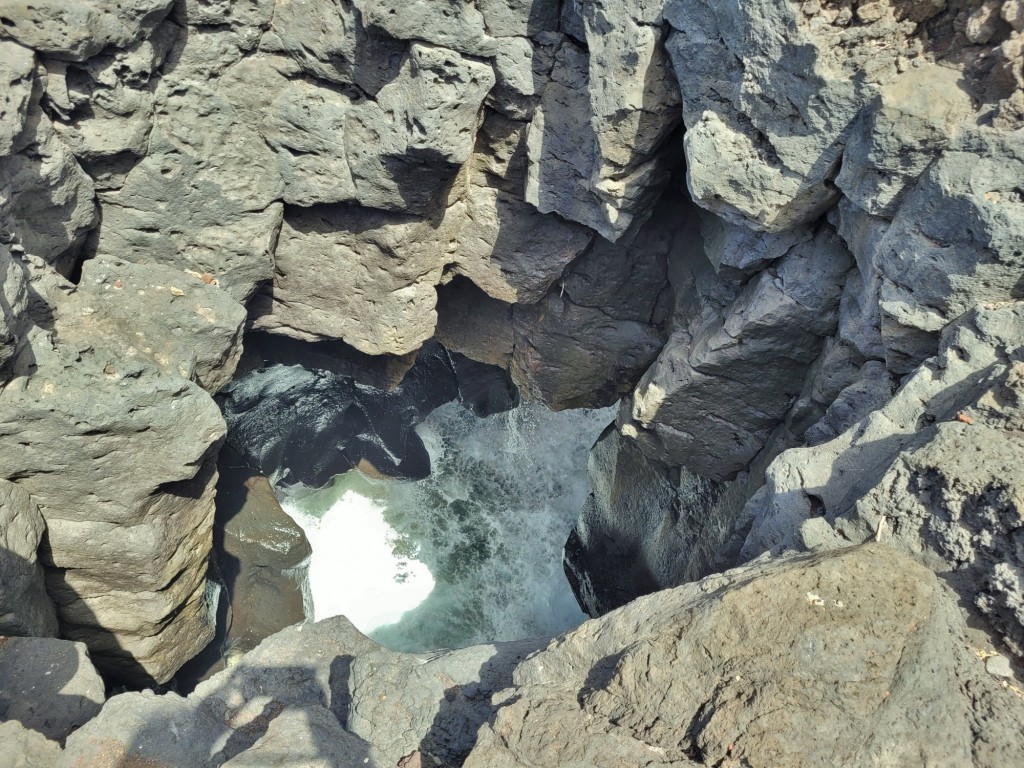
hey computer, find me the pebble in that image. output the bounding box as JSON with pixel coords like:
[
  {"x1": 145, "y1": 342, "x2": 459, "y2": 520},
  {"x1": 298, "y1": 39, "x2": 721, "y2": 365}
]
[{"x1": 985, "y1": 654, "x2": 1014, "y2": 678}]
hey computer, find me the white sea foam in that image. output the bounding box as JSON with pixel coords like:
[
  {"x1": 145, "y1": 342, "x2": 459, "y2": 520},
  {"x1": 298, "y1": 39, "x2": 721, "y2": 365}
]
[{"x1": 282, "y1": 399, "x2": 614, "y2": 652}]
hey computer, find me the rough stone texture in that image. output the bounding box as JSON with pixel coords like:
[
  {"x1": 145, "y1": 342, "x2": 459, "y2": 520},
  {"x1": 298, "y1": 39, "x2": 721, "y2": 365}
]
[
  {"x1": 875, "y1": 132, "x2": 1024, "y2": 373},
  {"x1": 0, "y1": 0, "x2": 174, "y2": 61},
  {"x1": 74, "y1": 256, "x2": 247, "y2": 393},
  {"x1": 221, "y1": 705, "x2": 379, "y2": 768},
  {"x1": 836, "y1": 63, "x2": 975, "y2": 217},
  {"x1": 745, "y1": 303, "x2": 1024, "y2": 658},
  {"x1": 525, "y1": 12, "x2": 682, "y2": 242},
  {"x1": 624, "y1": 225, "x2": 853, "y2": 480},
  {"x1": 250, "y1": 205, "x2": 455, "y2": 356},
  {"x1": 94, "y1": 47, "x2": 286, "y2": 302},
  {"x1": 0, "y1": 720, "x2": 62, "y2": 767},
  {"x1": 0, "y1": 478, "x2": 58, "y2": 637},
  {"x1": 0, "y1": 40, "x2": 34, "y2": 158},
  {"x1": 467, "y1": 544, "x2": 986, "y2": 768},
  {"x1": 664, "y1": 0, "x2": 958, "y2": 231},
  {"x1": 0, "y1": 241, "x2": 29, "y2": 383},
  {"x1": 0, "y1": 84, "x2": 98, "y2": 274},
  {"x1": 511, "y1": 291, "x2": 664, "y2": 410},
  {"x1": 0, "y1": 258, "x2": 226, "y2": 682},
  {"x1": 0, "y1": 636, "x2": 104, "y2": 744},
  {"x1": 59, "y1": 544, "x2": 1024, "y2": 768},
  {"x1": 564, "y1": 425, "x2": 725, "y2": 617}
]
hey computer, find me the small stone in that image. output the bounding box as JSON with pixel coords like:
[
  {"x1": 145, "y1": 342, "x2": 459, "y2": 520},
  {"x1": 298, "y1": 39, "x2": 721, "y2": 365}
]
[{"x1": 986, "y1": 654, "x2": 1014, "y2": 678}]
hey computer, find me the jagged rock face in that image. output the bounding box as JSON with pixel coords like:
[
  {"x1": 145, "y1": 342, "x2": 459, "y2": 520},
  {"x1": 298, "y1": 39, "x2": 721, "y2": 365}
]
[
  {"x1": 51, "y1": 545, "x2": 1024, "y2": 767},
  {"x1": 0, "y1": 479, "x2": 58, "y2": 637},
  {"x1": 0, "y1": 250, "x2": 242, "y2": 683},
  {"x1": 745, "y1": 303, "x2": 1024, "y2": 658}
]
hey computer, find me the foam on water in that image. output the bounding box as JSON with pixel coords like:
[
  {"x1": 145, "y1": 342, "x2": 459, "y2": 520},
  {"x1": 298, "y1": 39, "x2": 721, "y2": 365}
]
[{"x1": 281, "y1": 399, "x2": 614, "y2": 652}]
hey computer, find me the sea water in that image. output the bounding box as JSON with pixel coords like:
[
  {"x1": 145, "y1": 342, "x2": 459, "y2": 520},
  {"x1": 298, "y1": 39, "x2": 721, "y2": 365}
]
[{"x1": 281, "y1": 399, "x2": 614, "y2": 652}]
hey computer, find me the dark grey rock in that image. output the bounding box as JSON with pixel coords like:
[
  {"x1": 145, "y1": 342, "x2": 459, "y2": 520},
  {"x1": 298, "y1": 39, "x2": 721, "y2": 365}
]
[{"x1": 0, "y1": 636, "x2": 104, "y2": 744}]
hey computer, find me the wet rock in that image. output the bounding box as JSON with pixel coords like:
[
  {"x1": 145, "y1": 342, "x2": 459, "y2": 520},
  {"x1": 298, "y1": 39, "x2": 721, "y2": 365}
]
[
  {"x1": 176, "y1": 447, "x2": 310, "y2": 689},
  {"x1": 0, "y1": 478, "x2": 58, "y2": 637},
  {"x1": 0, "y1": 636, "x2": 104, "y2": 744}
]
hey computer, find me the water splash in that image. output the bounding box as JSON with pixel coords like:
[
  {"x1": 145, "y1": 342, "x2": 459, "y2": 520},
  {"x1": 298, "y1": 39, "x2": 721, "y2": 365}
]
[{"x1": 282, "y1": 400, "x2": 614, "y2": 652}]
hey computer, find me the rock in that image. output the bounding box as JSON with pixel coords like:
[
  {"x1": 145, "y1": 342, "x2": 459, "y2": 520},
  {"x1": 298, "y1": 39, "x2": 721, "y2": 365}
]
[
  {"x1": 0, "y1": 94, "x2": 98, "y2": 274},
  {"x1": 0, "y1": 259, "x2": 224, "y2": 683},
  {"x1": 986, "y1": 654, "x2": 1015, "y2": 678},
  {"x1": 625, "y1": 224, "x2": 853, "y2": 480},
  {"x1": 258, "y1": 0, "x2": 404, "y2": 93},
  {"x1": 221, "y1": 705, "x2": 380, "y2": 768},
  {"x1": 836, "y1": 63, "x2": 974, "y2": 217},
  {"x1": 744, "y1": 302, "x2": 1024, "y2": 657},
  {"x1": 875, "y1": 133, "x2": 1024, "y2": 373},
  {"x1": 249, "y1": 205, "x2": 454, "y2": 356},
  {"x1": 74, "y1": 256, "x2": 246, "y2": 393},
  {"x1": 525, "y1": 22, "x2": 681, "y2": 242},
  {"x1": 0, "y1": 0, "x2": 174, "y2": 61},
  {"x1": 345, "y1": 638, "x2": 542, "y2": 768},
  {"x1": 0, "y1": 721, "x2": 62, "y2": 767},
  {"x1": 466, "y1": 545, "x2": 978, "y2": 768},
  {"x1": 48, "y1": 23, "x2": 178, "y2": 189},
  {"x1": 0, "y1": 478, "x2": 58, "y2": 637},
  {"x1": 0, "y1": 636, "x2": 104, "y2": 744},
  {"x1": 356, "y1": 0, "x2": 497, "y2": 57},
  {"x1": 57, "y1": 690, "x2": 228, "y2": 768},
  {"x1": 0, "y1": 40, "x2": 33, "y2": 157},
  {"x1": 176, "y1": 447, "x2": 310, "y2": 688},
  {"x1": 0, "y1": 242, "x2": 29, "y2": 383},
  {"x1": 262, "y1": 44, "x2": 494, "y2": 213},
  {"x1": 564, "y1": 425, "x2": 725, "y2": 616},
  {"x1": 511, "y1": 291, "x2": 664, "y2": 410},
  {"x1": 95, "y1": 48, "x2": 286, "y2": 302},
  {"x1": 664, "y1": 0, "x2": 945, "y2": 230},
  {"x1": 221, "y1": 343, "x2": 462, "y2": 487},
  {"x1": 453, "y1": 181, "x2": 593, "y2": 304},
  {"x1": 435, "y1": 277, "x2": 516, "y2": 369}
]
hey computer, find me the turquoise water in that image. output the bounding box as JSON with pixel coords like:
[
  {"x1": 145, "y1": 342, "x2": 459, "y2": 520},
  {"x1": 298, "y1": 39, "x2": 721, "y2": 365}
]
[{"x1": 282, "y1": 400, "x2": 613, "y2": 652}]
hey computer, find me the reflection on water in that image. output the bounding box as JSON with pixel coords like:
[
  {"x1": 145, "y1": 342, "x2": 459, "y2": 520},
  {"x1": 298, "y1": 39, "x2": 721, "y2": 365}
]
[{"x1": 282, "y1": 400, "x2": 614, "y2": 652}]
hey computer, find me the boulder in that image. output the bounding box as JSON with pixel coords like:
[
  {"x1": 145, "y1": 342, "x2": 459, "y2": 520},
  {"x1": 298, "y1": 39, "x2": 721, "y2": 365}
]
[
  {"x1": 745, "y1": 302, "x2": 1024, "y2": 658},
  {"x1": 511, "y1": 291, "x2": 664, "y2": 410},
  {"x1": 0, "y1": 478, "x2": 59, "y2": 637},
  {"x1": 525, "y1": 15, "x2": 681, "y2": 243},
  {"x1": 0, "y1": 636, "x2": 104, "y2": 744},
  {"x1": 0, "y1": 259, "x2": 225, "y2": 683},
  {"x1": 469, "y1": 544, "x2": 1005, "y2": 768},
  {"x1": 249, "y1": 205, "x2": 454, "y2": 356},
  {"x1": 0, "y1": 0, "x2": 174, "y2": 61},
  {"x1": 0, "y1": 721, "x2": 62, "y2": 767},
  {"x1": 625, "y1": 225, "x2": 853, "y2": 480},
  {"x1": 0, "y1": 40, "x2": 33, "y2": 157},
  {"x1": 664, "y1": 0, "x2": 947, "y2": 230},
  {"x1": 875, "y1": 133, "x2": 1024, "y2": 373},
  {"x1": 0, "y1": 92, "x2": 97, "y2": 274}
]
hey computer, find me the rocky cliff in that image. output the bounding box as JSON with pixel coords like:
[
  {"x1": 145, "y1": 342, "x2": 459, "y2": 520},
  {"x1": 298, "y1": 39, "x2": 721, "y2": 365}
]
[{"x1": 1, "y1": 0, "x2": 1023, "y2": 765}]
